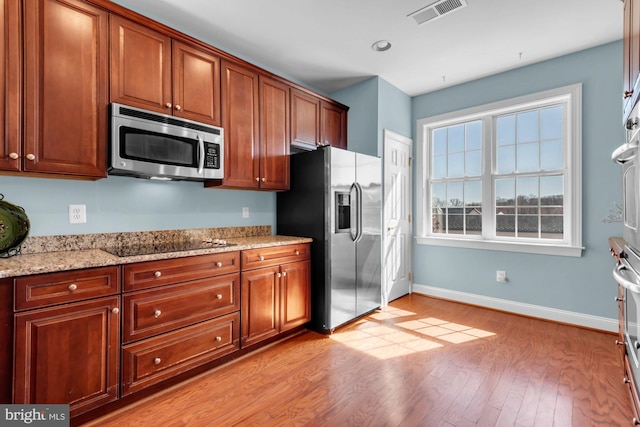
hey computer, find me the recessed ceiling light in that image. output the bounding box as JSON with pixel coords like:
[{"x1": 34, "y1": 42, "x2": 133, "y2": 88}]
[{"x1": 371, "y1": 40, "x2": 392, "y2": 52}]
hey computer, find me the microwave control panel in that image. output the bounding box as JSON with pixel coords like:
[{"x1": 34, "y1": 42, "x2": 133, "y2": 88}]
[{"x1": 204, "y1": 142, "x2": 220, "y2": 169}]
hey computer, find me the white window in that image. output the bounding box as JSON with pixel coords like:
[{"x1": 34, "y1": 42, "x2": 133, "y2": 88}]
[{"x1": 416, "y1": 84, "x2": 582, "y2": 257}]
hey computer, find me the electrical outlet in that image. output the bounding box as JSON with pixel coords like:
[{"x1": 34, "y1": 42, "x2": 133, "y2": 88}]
[
  {"x1": 496, "y1": 270, "x2": 507, "y2": 283},
  {"x1": 242, "y1": 207, "x2": 249, "y2": 218},
  {"x1": 69, "y1": 204, "x2": 87, "y2": 224}
]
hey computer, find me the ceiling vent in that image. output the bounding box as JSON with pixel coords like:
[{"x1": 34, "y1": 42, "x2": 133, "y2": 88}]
[{"x1": 408, "y1": 0, "x2": 468, "y2": 25}]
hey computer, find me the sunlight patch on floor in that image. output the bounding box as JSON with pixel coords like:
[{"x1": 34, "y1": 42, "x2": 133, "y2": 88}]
[
  {"x1": 396, "y1": 317, "x2": 495, "y2": 344},
  {"x1": 329, "y1": 324, "x2": 443, "y2": 359},
  {"x1": 368, "y1": 307, "x2": 416, "y2": 320}
]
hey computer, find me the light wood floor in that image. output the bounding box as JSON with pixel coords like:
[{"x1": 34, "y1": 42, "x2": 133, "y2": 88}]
[{"x1": 82, "y1": 294, "x2": 634, "y2": 426}]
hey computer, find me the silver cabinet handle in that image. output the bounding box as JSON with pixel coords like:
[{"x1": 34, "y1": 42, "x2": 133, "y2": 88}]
[
  {"x1": 154, "y1": 271, "x2": 162, "y2": 278},
  {"x1": 154, "y1": 357, "x2": 162, "y2": 365},
  {"x1": 67, "y1": 283, "x2": 77, "y2": 291},
  {"x1": 216, "y1": 294, "x2": 223, "y2": 299},
  {"x1": 26, "y1": 154, "x2": 35, "y2": 161},
  {"x1": 165, "y1": 102, "x2": 172, "y2": 108},
  {"x1": 154, "y1": 309, "x2": 162, "y2": 318},
  {"x1": 215, "y1": 336, "x2": 222, "y2": 342},
  {"x1": 8, "y1": 152, "x2": 18, "y2": 160},
  {"x1": 216, "y1": 262, "x2": 223, "y2": 267},
  {"x1": 295, "y1": 250, "x2": 300, "y2": 256},
  {"x1": 277, "y1": 272, "x2": 281, "y2": 278},
  {"x1": 112, "y1": 307, "x2": 120, "y2": 314},
  {"x1": 259, "y1": 255, "x2": 264, "y2": 261},
  {"x1": 175, "y1": 104, "x2": 182, "y2": 111},
  {"x1": 282, "y1": 272, "x2": 287, "y2": 277},
  {"x1": 616, "y1": 340, "x2": 625, "y2": 345}
]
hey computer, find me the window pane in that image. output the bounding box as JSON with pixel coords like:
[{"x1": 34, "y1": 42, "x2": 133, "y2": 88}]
[
  {"x1": 497, "y1": 115, "x2": 515, "y2": 146},
  {"x1": 432, "y1": 182, "x2": 446, "y2": 208},
  {"x1": 448, "y1": 214, "x2": 464, "y2": 234},
  {"x1": 517, "y1": 111, "x2": 539, "y2": 143},
  {"x1": 465, "y1": 180, "x2": 482, "y2": 206},
  {"x1": 432, "y1": 155, "x2": 447, "y2": 179},
  {"x1": 496, "y1": 178, "x2": 515, "y2": 206},
  {"x1": 517, "y1": 143, "x2": 540, "y2": 172},
  {"x1": 496, "y1": 215, "x2": 515, "y2": 237},
  {"x1": 517, "y1": 177, "x2": 539, "y2": 206},
  {"x1": 448, "y1": 152, "x2": 464, "y2": 178},
  {"x1": 497, "y1": 146, "x2": 515, "y2": 174},
  {"x1": 540, "y1": 175, "x2": 563, "y2": 205},
  {"x1": 540, "y1": 106, "x2": 563, "y2": 141},
  {"x1": 448, "y1": 125, "x2": 465, "y2": 152},
  {"x1": 448, "y1": 182, "x2": 463, "y2": 207},
  {"x1": 466, "y1": 150, "x2": 482, "y2": 177},
  {"x1": 518, "y1": 215, "x2": 539, "y2": 237},
  {"x1": 541, "y1": 140, "x2": 562, "y2": 171},
  {"x1": 433, "y1": 128, "x2": 447, "y2": 155},
  {"x1": 466, "y1": 121, "x2": 482, "y2": 150},
  {"x1": 466, "y1": 213, "x2": 482, "y2": 235},
  {"x1": 541, "y1": 215, "x2": 563, "y2": 239}
]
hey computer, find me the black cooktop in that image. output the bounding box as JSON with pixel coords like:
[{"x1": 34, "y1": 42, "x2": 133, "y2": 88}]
[{"x1": 102, "y1": 240, "x2": 236, "y2": 257}]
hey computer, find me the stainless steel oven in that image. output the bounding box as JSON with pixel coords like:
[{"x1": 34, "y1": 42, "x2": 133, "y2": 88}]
[
  {"x1": 613, "y1": 104, "x2": 640, "y2": 249},
  {"x1": 614, "y1": 247, "x2": 640, "y2": 380}
]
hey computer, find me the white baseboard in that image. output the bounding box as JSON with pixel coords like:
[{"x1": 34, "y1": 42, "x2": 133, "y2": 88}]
[{"x1": 412, "y1": 283, "x2": 617, "y2": 333}]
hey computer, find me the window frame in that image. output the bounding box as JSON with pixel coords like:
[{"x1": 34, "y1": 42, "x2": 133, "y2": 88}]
[{"x1": 416, "y1": 84, "x2": 583, "y2": 257}]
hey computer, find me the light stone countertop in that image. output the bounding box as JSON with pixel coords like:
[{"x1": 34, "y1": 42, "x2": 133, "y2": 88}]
[{"x1": 0, "y1": 234, "x2": 312, "y2": 278}]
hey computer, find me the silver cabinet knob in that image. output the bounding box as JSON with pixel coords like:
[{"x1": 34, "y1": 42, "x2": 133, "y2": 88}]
[
  {"x1": 261, "y1": 177, "x2": 266, "y2": 182},
  {"x1": 165, "y1": 102, "x2": 172, "y2": 108},
  {"x1": 277, "y1": 272, "x2": 282, "y2": 278},
  {"x1": 67, "y1": 283, "x2": 77, "y2": 291},
  {"x1": 26, "y1": 154, "x2": 35, "y2": 161},
  {"x1": 8, "y1": 152, "x2": 18, "y2": 160},
  {"x1": 175, "y1": 104, "x2": 182, "y2": 111},
  {"x1": 616, "y1": 340, "x2": 625, "y2": 345},
  {"x1": 295, "y1": 250, "x2": 300, "y2": 256},
  {"x1": 282, "y1": 272, "x2": 287, "y2": 277},
  {"x1": 216, "y1": 294, "x2": 222, "y2": 299},
  {"x1": 153, "y1": 357, "x2": 162, "y2": 365},
  {"x1": 154, "y1": 271, "x2": 162, "y2": 278},
  {"x1": 259, "y1": 255, "x2": 264, "y2": 261},
  {"x1": 215, "y1": 336, "x2": 222, "y2": 342},
  {"x1": 112, "y1": 307, "x2": 120, "y2": 314},
  {"x1": 216, "y1": 262, "x2": 223, "y2": 267},
  {"x1": 154, "y1": 309, "x2": 162, "y2": 318},
  {"x1": 255, "y1": 177, "x2": 260, "y2": 182}
]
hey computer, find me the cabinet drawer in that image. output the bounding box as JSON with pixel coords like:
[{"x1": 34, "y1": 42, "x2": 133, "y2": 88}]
[
  {"x1": 14, "y1": 266, "x2": 119, "y2": 311},
  {"x1": 123, "y1": 251, "x2": 239, "y2": 291},
  {"x1": 121, "y1": 312, "x2": 240, "y2": 396},
  {"x1": 241, "y1": 243, "x2": 310, "y2": 270},
  {"x1": 123, "y1": 273, "x2": 240, "y2": 343}
]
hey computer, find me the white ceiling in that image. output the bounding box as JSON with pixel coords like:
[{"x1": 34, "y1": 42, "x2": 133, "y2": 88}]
[{"x1": 112, "y1": 0, "x2": 624, "y2": 97}]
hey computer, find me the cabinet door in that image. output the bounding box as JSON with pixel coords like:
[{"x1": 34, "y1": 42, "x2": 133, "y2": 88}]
[
  {"x1": 172, "y1": 40, "x2": 221, "y2": 126},
  {"x1": 280, "y1": 260, "x2": 311, "y2": 332},
  {"x1": 219, "y1": 60, "x2": 260, "y2": 188},
  {"x1": 24, "y1": 0, "x2": 108, "y2": 178},
  {"x1": 259, "y1": 76, "x2": 290, "y2": 190},
  {"x1": 320, "y1": 100, "x2": 347, "y2": 149},
  {"x1": 110, "y1": 15, "x2": 171, "y2": 114},
  {"x1": 291, "y1": 88, "x2": 320, "y2": 150},
  {"x1": 0, "y1": 0, "x2": 20, "y2": 172},
  {"x1": 14, "y1": 296, "x2": 120, "y2": 417},
  {"x1": 241, "y1": 266, "x2": 279, "y2": 347}
]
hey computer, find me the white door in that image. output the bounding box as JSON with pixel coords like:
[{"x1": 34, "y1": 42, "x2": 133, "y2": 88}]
[{"x1": 383, "y1": 130, "x2": 413, "y2": 305}]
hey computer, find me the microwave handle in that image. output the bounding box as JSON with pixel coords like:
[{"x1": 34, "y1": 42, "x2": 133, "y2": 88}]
[
  {"x1": 197, "y1": 134, "x2": 205, "y2": 174},
  {"x1": 612, "y1": 141, "x2": 638, "y2": 165}
]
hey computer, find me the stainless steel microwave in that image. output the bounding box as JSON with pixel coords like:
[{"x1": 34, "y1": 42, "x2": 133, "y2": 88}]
[{"x1": 109, "y1": 103, "x2": 224, "y2": 181}]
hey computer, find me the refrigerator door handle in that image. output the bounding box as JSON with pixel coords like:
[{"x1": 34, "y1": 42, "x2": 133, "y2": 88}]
[
  {"x1": 349, "y1": 183, "x2": 358, "y2": 241},
  {"x1": 354, "y1": 182, "x2": 364, "y2": 242}
]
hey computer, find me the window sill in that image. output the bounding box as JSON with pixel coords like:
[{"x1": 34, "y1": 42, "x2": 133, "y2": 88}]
[{"x1": 416, "y1": 236, "x2": 584, "y2": 257}]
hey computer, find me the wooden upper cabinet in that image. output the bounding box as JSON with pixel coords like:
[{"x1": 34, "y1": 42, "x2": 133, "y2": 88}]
[
  {"x1": 624, "y1": 0, "x2": 640, "y2": 121},
  {"x1": 291, "y1": 87, "x2": 348, "y2": 150},
  {"x1": 110, "y1": 15, "x2": 171, "y2": 114},
  {"x1": 321, "y1": 100, "x2": 347, "y2": 150},
  {"x1": 291, "y1": 88, "x2": 320, "y2": 151},
  {"x1": 218, "y1": 59, "x2": 260, "y2": 188},
  {"x1": 0, "y1": 0, "x2": 20, "y2": 172},
  {"x1": 259, "y1": 76, "x2": 290, "y2": 190},
  {"x1": 172, "y1": 40, "x2": 221, "y2": 125},
  {"x1": 22, "y1": 0, "x2": 108, "y2": 178},
  {"x1": 110, "y1": 16, "x2": 221, "y2": 126}
]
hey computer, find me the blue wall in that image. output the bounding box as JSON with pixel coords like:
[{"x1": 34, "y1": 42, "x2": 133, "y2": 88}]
[
  {"x1": 332, "y1": 76, "x2": 412, "y2": 157},
  {"x1": 1, "y1": 175, "x2": 275, "y2": 236},
  {"x1": 412, "y1": 41, "x2": 625, "y2": 319}
]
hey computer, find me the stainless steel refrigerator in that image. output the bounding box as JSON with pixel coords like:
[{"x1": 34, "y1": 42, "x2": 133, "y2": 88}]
[{"x1": 277, "y1": 146, "x2": 381, "y2": 332}]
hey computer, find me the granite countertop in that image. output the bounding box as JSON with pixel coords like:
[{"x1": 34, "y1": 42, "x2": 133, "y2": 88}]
[{"x1": 0, "y1": 227, "x2": 312, "y2": 278}]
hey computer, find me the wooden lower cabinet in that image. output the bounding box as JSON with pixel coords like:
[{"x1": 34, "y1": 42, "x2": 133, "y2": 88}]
[
  {"x1": 241, "y1": 243, "x2": 311, "y2": 347},
  {"x1": 13, "y1": 295, "x2": 120, "y2": 417},
  {"x1": 121, "y1": 312, "x2": 239, "y2": 396}
]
